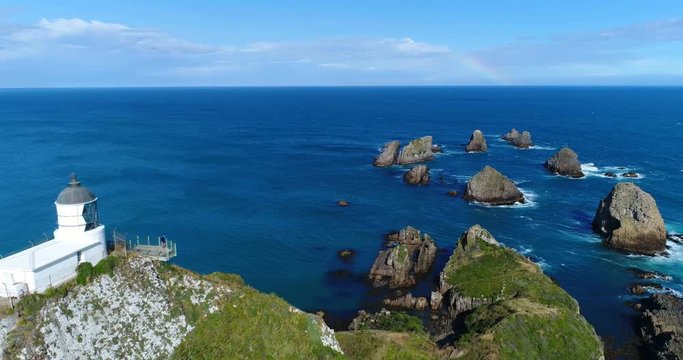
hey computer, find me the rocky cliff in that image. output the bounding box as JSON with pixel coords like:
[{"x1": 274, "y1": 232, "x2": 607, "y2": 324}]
[
  {"x1": 369, "y1": 226, "x2": 436, "y2": 288},
  {"x1": 431, "y1": 225, "x2": 604, "y2": 359},
  {"x1": 0, "y1": 255, "x2": 343, "y2": 360}
]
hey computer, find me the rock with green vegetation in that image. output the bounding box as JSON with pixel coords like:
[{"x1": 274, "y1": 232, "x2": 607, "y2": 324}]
[
  {"x1": 465, "y1": 130, "x2": 488, "y2": 152},
  {"x1": 348, "y1": 308, "x2": 425, "y2": 333},
  {"x1": 397, "y1": 136, "x2": 435, "y2": 165},
  {"x1": 369, "y1": 226, "x2": 436, "y2": 288},
  {"x1": 336, "y1": 330, "x2": 441, "y2": 360},
  {"x1": 545, "y1": 147, "x2": 585, "y2": 178},
  {"x1": 464, "y1": 166, "x2": 525, "y2": 205},
  {"x1": 1, "y1": 255, "x2": 343, "y2": 360},
  {"x1": 592, "y1": 182, "x2": 667, "y2": 255},
  {"x1": 374, "y1": 140, "x2": 401, "y2": 167},
  {"x1": 432, "y1": 225, "x2": 604, "y2": 359}
]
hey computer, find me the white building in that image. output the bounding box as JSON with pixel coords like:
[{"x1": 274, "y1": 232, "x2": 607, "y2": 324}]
[{"x1": 0, "y1": 174, "x2": 107, "y2": 297}]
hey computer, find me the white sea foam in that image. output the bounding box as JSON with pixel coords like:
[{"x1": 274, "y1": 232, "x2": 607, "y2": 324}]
[
  {"x1": 579, "y1": 163, "x2": 644, "y2": 179},
  {"x1": 527, "y1": 145, "x2": 557, "y2": 151}
]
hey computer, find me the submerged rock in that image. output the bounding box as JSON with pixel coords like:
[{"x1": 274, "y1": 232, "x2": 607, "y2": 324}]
[
  {"x1": 369, "y1": 226, "x2": 436, "y2": 288},
  {"x1": 403, "y1": 165, "x2": 430, "y2": 185},
  {"x1": 338, "y1": 248, "x2": 355, "y2": 261},
  {"x1": 545, "y1": 147, "x2": 585, "y2": 178},
  {"x1": 592, "y1": 182, "x2": 667, "y2": 255},
  {"x1": 373, "y1": 140, "x2": 401, "y2": 167},
  {"x1": 639, "y1": 294, "x2": 683, "y2": 359},
  {"x1": 465, "y1": 130, "x2": 487, "y2": 152},
  {"x1": 604, "y1": 172, "x2": 618, "y2": 178},
  {"x1": 396, "y1": 136, "x2": 434, "y2": 165},
  {"x1": 464, "y1": 165, "x2": 525, "y2": 205},
  {"x1": 430, "y1": 225, "x2": 604, "y2": 358},
  {"x1": 629, "y1": 268, "x2": 672, "y2": 281},
  {"x1": 431, "y1": 145, "x2": 443, "y2": 153},
  {"x1": 502, "y1": 128, "x2": 533, "y2": 148},
  {"x1": 629, "y1": 282, "x2": 664, "y2": 295},
  {"x1": 623, "y1": 171, "x2": 639, "y2": 178},
  {"x1": 447, "y1": 190, "x2": 459, "y2": 197}
]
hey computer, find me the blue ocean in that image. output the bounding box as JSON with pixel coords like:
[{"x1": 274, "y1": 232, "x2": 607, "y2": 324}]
[{"x1": 0, "y1": 87, "x2": 681, "y2": 349}]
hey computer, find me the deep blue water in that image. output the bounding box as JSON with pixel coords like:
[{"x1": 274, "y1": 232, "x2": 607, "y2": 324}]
[{"x1": 0, "y1": 87, "x2": 682, "y2": 348}]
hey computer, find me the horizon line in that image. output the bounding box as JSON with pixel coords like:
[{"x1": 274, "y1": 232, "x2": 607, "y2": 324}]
[{"x1": 2, "y1": 84, "x2": 683, "y2": 90}]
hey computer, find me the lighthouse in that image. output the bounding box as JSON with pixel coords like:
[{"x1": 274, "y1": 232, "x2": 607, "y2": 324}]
[
  {"x1": 53, "y1": 174, "x2": 106, "y2": 249},
  {"x1": 0, "y1": 174, "x2": 108, "y2": 297}
]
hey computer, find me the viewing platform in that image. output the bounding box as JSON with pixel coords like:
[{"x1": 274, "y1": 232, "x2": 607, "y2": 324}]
[{"x1": 111, "y1": 230, "x2": 177, "y2": 262}]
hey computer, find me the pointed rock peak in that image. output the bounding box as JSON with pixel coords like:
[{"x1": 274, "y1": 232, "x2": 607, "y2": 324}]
[{"x1": 459, "y1": 224, "x2": 500, "y2": 250}]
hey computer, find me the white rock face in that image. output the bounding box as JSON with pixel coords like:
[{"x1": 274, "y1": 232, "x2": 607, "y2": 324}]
[
  {"x1": 0, "y1": 315, "x2": 17, "y2": 358},
  {"x1": 32, "y1": 257, "x2": 225, "y2": 360},
  {"x1": 0, "y1": 256, "x2": 342, "y2": 359}
]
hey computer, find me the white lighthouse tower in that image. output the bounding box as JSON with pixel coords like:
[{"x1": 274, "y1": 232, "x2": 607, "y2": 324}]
[
  {"x1": 53, "y1": 174, "x2": 106, "y2": 248},
  {"x1": 0, "y1": 174, "x2": 108, "y2": 297}
]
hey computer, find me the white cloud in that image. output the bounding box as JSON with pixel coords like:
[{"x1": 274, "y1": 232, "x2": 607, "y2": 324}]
[{"x1": 2, "y1": 16, "x2": 683, "y2": 86}]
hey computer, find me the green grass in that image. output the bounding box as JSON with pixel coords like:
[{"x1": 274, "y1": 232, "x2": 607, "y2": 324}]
[
  {"x1": 356, "y1": 311, "x2": 425, "y2": 334},
  {"x1": 336, "y1": 331, "x2": 440, "y2": 360},
  {"x1": 458, "y1": 300, "x2": 603, "y2": 360},
  {"x1": 171, "y1": 283, "x2": 342, "y2": 360},
  {"x1": 393, "y1": 244, "x2": 410, "y2": 267},
  {"x1": 443, "y1": 242, "x2": 577, "y2": 311},
  {"x1": 76, "y1": 256, "x2": 120, "y2": 285}
]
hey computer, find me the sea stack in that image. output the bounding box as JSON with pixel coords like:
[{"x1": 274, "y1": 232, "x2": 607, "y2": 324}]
[
  {"x1": 368, "y1": 226, "x2": 436, "y2": 288},
  {"x1": 545, "y1": 147, "x2": 585, "y2": 178},
  {"x1": 502, "y1": 128, "x2": 533, "y2": 148},
  {"x1": 403, "y1": 165, "x2": 429, "y2": 185},
  {"x1": 373, "y1": 140, "x2": 400, "y2": 167},
  {"x1": 396, "y1": 136, "x2": 434, "y2": 165},
  {"x1": 592, "y1": 183, "x2": 667, "y2": 255},
  {"x1": 464, "y1": 165, "x2": 525, "y2": 205},
  {"x1": 429, "y1": 225, "x2": 604, "y2": 358},
  {"x1": 465, "y1": 130, "x2": 488, "y2": 152}
]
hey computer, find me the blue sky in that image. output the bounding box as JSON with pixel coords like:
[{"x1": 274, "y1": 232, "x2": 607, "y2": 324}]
[{"x1": 1, "y1": 1, "x2": 683, "y2": 86}]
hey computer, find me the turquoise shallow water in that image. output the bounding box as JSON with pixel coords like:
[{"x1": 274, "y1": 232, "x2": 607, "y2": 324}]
[{"x1": 0, "y1": 87, "x2": 681, "y2": 347}]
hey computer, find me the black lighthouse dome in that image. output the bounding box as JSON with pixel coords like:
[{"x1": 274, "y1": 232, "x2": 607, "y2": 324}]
[{"x1": 56, "y1": 174, "x2": 96, "y2": 205}]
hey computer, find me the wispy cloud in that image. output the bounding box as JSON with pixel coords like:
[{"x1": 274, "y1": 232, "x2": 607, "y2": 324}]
[{"x1": 1, "y1": 17, "x2": 683, "y2": 86}]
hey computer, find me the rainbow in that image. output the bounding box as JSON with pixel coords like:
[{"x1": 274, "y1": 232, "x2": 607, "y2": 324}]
[{"x1": 457, "y1": 54, "x2": 512, "y2": 85}]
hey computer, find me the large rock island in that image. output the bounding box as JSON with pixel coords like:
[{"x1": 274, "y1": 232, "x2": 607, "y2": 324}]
[
  {"x1": 464, "y1": 165, "x2": 525, "y2": 205},
  {"x1": 465, "y1": 130, "x2": 487, "y2": 152},
  {"x1": 369, "y1": 226, "x2": 436, "y2": 288},
  {"x1": 545, "y1": 147, "x2": 585, "y2": 178},
  {"x1": 430, "y1": 225, "x2": 604, "y2": 359},
  {"x1": 373, "y1": 136, "x2": 435, "y2": 167},
  {"x1": 397, "y1": 136, "x2": 435, "y2": 165},
  {"x1": 592, "y1": 182, "x2": 667, "y2": 255},
  {"x1": 373, "y1": 140, "x2": 401, "y2": 167}
]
